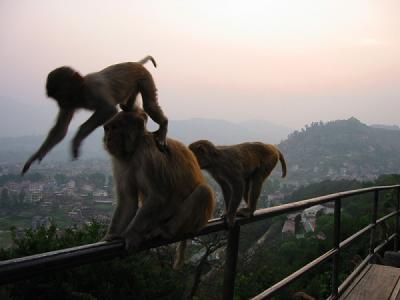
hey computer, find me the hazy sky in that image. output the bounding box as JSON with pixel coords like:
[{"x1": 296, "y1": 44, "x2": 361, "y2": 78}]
[{"x1": 0, "y1": 0, "x2": 399, "y2": 137}]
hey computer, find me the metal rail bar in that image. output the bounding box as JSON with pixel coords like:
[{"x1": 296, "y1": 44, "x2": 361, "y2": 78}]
[
  {"x1": 337, "y1": 232, "x2": 398, "y2": 297},
  {"x1": 251, "y1": 249, "x2": 337, "y2": 300},
  {"x1": 396, "y1": 188, "x2": 400, "y2": 251},
  {"x1": 377, "y1": 211, "x2": 398, "y2": 225},
  {"x1": 340, "y1": 224, "x2": 373, "y2": 249},
  {"x1": 239, "y1": 185, "x2": 399, "y2": 226},
  {"x1": 374, "y1": 233, "x2": 397, "y2": 254},
  {"x1": 249, "y1": 185, "x2": 399, "y2": 300},
  {"x1": 0, "y1": 185, "x2": 399, "y2": 299},
  {"x1": 223, "y1": 224, "x2": 240, "y2": 300},
  {"x1": 331, "y1": 198, "x2": 341, "y2": 298},
  {"x1": 369, "y1": 191, "x2": 379, "y2": 254},
  {"x1": 337, "y1": 253, "x2": 373, "y2": 297}
]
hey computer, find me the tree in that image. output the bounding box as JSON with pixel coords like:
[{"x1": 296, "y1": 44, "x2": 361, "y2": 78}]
[{"x1": 1, "y1": 221, "x2": 185, "y2": 300}]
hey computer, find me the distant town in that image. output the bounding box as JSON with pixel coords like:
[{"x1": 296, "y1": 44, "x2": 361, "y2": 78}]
[
  {"x1": 0, "y1": 158, "x2": 336, "y2": 248},
  {"x1": 0, "y1": 160, "x2": 115, "y2": 246}
]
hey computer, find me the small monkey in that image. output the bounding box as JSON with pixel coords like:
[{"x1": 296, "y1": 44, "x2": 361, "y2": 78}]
[
  {"x1": 22, "y1": 56, "x2": 168, "y2": 174},
  {"x1": 189, "y1": 140, "x2": 287, "y2": 227},
  {"x1": 103, "y1": 109, "x2": 215, "y2": 269}
]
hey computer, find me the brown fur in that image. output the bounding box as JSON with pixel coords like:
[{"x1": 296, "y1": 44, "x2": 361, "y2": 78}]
[
  {"x1": 22, "y1": 56, "x2": 168, "y2": 174},
  {"x1": 189, "y1": 140, "x2": 286, "y2": 226},
  {"x1": 103, "y1": 109, "x2": 215, "y2": 269}
]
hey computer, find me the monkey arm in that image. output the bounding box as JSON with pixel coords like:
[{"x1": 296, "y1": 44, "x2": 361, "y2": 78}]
[
  {"x1": 220, "y1": 179, "x2": 243, "y2": 227},
  {"x1": 104, "y1": 185, "x2": 139, "y2": 240},
  {"x1": 22, "y1": 108, "x2": 74, "y2": 174},
  {"x1": 72, "y1": 106, "x2": 117, "y2": 158},
  {"x1": 219, "y1": 181, "x2": 233, "y2": 213},
  {"x1": 122, "y1": 193, "x2": 166, "y2": 250}
]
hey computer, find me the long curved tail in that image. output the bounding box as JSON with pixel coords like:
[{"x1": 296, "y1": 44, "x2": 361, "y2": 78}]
[
  {"x1": 138, "y1": 55, "x2": 157, "y2": 68},
  {"x1": 277, "y1": 149, "x2": 287, "y2": 178},
  {"x1": 173, "y1": 240, "x2": 187, "y2": 270}
]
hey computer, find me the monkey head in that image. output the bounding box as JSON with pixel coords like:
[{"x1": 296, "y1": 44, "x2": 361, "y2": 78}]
[
  {"x1": 46, "y1": 66, "x2": 84, "y2": 109},
  {"x1": 103, "y1": 109, "x2": 148, "y2": 159},
  {"x1": 189, "y1": 140, "x2": 218, "y2": 168}
]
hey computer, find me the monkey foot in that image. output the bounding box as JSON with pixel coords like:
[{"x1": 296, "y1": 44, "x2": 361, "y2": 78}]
[
  {"x1": 222, "y1": 214, "x2": 236, "y2": 228},
  {"x1": 236, "y1": 208, "x2": 255, "y2": 218},
  {"x1": 101, "y1": 233, "x2": 122, "y2": 242},
  {"x1": 153, "y1": 137, "x2": 169, "y2": 153},
  {"x1": 123, "y1": 232, "x2": 143, "y2": 251}
]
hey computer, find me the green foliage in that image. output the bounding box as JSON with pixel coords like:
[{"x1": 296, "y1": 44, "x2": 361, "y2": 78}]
[
  {"x1": 0, "y1": 175, "x2": 398, "y2": 299},
  {"x1": 232, "y1": 175, "x2": 399, "y2": 299},
  {"x1": 0, "y1": 222, "x2": 184, "y2": 300}
]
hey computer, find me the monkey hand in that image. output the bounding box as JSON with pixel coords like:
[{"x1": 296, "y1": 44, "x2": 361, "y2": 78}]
[
  {"x1": 71, "y1": 138, "x2": 82, "y2": 159},
  {"x1": 101, "y1": 233, "x2": 123, "y2": 242},
  {"x1": 152, "y1": 130, "x2": 169, "y2": 153},
  {"x1": 236, "y1": 207, "x2": 255, "y2": 218},
  {"x1": 119, "y1": 103, "x2": 133, "y2": 112},
  {"x1": 21, "y1": 153, "x2": 42, "y2": 175},
  {"x1": 123, "y1": 231, "x2": 143, "y2": 251},
  {"x1": 224, "y1": 215, "x2": 236, "y2": 229}
]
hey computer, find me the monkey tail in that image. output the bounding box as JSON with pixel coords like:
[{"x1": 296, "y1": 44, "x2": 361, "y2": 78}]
[
  {"x1": 277, "y1": 149, "x2": 287, "y2": 178},
  {"x1": 138, "y1": 55, "x2": 157, "y2": 68},
  {"x1": 173, "y1": 240, "x2": 187, "y2": 270}
]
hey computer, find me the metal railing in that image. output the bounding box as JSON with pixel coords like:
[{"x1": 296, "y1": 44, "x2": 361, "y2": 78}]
[{"x1": 0, "y1": 184, "x2": 399, "y2": 300}]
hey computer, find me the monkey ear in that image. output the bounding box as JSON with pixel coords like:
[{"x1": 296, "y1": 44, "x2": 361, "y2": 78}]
[
  {"x1": 138, "y1": 117, "x2": 147, "y2": 130},
  {"x1": 137, "y1": 111, "x2": 148, "y2": 128},
  {"x1": 199, "y1": 142, "x2": 218, "y2": 157},
  {"x1": 196, "y1": 144, "x2": 207, "y2": 155},
  {"x1": 71, "y1": 72, "x2": 84, "y2": 88}
]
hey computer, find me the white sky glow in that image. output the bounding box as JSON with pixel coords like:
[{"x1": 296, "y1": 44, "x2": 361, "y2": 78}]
[{"x1": 0, "y1": 0, "x2": 399, "y2": 136}]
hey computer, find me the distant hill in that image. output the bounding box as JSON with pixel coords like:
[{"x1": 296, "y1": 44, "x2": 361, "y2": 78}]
[
  {"x1": 0, "y1": 118, "x2": 292, "y2": 163},
  {"x1": 370, "y1": 124, "x2": 400, "y2": 131},
  {"x1": 0, "y1": 131, "x2": 107, "y2": 164},
  {"x1": 278, "y1": 117, "x2": 400, "y2": 185},
  {"x1": 168, "y1": 118, "x2": 292, "y2": 145},
  {"x1": 4, "y1": 117, "x2": 400, "y2": 185}
]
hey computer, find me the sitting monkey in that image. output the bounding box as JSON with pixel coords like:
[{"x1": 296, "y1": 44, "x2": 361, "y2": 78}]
[
  {"x1": 103, "y1": 109, "x2": 215, "y2": 269},
  {"x1": 189, "y1": 140, "x2": 287, "y2": 227},
  {"x1": 22, "y1": 56, "x2": 168, "y2": 174}
]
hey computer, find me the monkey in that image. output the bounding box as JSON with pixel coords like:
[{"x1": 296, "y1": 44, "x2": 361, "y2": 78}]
[
  {"x1": 189, "y1": 140, "x2": 287, "y2": 227},
  {"x1": 102, "y1": 108, "x2": 215, "y2": 269},
  {"x1": 22, "y1": 56, "x2": 168, "y2": 174}
]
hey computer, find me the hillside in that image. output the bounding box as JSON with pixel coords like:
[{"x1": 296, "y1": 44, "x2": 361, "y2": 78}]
[
  {"x1": 278, "y1": 117, "x2": 400, "y2": 184},
  {"x1": 168, "y1": 118, "x2": 291, "y2": 144},
  {"x1": 0, "y1": 118, "x2": 292, "y2": 163}
]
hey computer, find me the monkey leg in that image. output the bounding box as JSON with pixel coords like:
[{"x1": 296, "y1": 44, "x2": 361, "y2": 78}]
[
  {"x1": 163, "y1": 184, "x2": 214, "y2": 236},
  {"x1": 243, "y1": 178, "x2": 250, "y2": 205},
  {"x1": 139, "y1": 78, "x2": 169, "y2": 148},
  {"x1": 103, "y1": 188, "x2": 139, "y2": 241},
  {"x1": 173, "y1": 240, "x2": 187, "y2": 270},
  {"x1": 73, "y1": 106, "x2": 117, "y2": 158},
  {"x1": 223, "y1": 180, "x2": 243, "y2": 228},
  {"x1": 163, "y1": 184, "x2": 213, "y2": 270},
  {"x1": 237, "y1": 173, "x2": 266, "y2": 218},
  {"x1": 120, "y1": 86, "x2": 140, "y2": 112},
  {"x1": 218, "y1": 182, "x2": 236, "y2": 227},
  {"x1": 121, "y1": 194, "x2": 166, "y2": 250},
  {"x1": 219, "y1": 182, "x2": 231, "y2": 215}
]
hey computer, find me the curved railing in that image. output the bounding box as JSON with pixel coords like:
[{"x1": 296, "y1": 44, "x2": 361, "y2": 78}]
[{"x1": 1, "y1": 184, "x2": 399, "y2": 300}]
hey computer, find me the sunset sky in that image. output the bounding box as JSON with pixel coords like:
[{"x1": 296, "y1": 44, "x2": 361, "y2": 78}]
[{"x1": 0, "y1": 0, "x2": 399, "y2": 137}]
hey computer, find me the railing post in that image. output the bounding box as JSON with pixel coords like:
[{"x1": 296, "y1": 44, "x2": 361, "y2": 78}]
[
  {"x1": 369, "y1": 190, "x2": 379, "y2": 254},
  {"x1": 223, "y1": 223, "x2": 240, "y2": 300},
  {"x1": 331, "y1": 197, "x2": 341, "y2": 299},
  {"x1": 395, "y1": 188, "x2": 400, "y2": 251}
]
